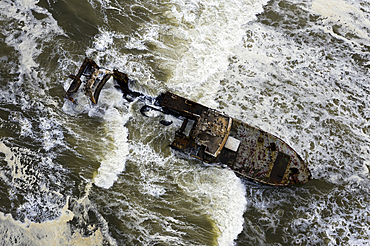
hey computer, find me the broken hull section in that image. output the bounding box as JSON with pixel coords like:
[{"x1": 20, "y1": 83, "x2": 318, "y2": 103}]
[{"x1": 157, "y1": 92, "x2": 312, "y2": 186}]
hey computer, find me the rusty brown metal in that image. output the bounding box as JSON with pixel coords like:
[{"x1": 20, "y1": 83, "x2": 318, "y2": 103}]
[
  {"x1": 113, "y1": 69, "x2": 129, "y2": 90},
  {"x1": 64, "y1": 58, "x2": 114, "y2": 104},
  {"x1": 157, "y1": 92, "x2": 312, "y2": 186},
  {"x1": 158, "y1": 92, "x2": 207, "y2": 119},
  {"x1": 64, "y1": 58, "x2": 91, "y2": 103},
  {"x1": 192, "y1": 110, "x2": 231, "y2": 157},
  {"x1": 93, "y1": 73, "x2": 112, "y2": 104}
]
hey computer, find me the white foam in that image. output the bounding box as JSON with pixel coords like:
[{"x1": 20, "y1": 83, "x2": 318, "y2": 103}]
[
  {"x1": 81, "y1": 83, "x2": 130, "y2": 189},
  {"x1": 180, "y1": 168, "x2": 247, "y2": 246},
  {"x1": 0, "y1": 140, "x2": 116, "y2": 244},
  {"x1": 94, "y1": 31, "x2": 114, "y2": 52},
  {"x1": 0, "y1": 141, "x2": 36, "y2": 190},
  {"x1": 126, "y1": 140, "x2": 247, "y2": 245},
  {"x1": 0, "y1": 140, "x2": 68, "y2": 221},
  {"x1": 93, "y1": 107, "x2": 130, "y2": 189},
  {"x1": 290, "y1": 188, "x2": 370, "y2": 245},
  {"x1": 9, "y1": 111, "x2": 67, "y2": 152},
  {"x1": 0, "y1": 203, "x2": 106, "y2": 246},
  {"x1": 39, "y1": 117, "x2": 66, "y2": 151},
  {"x1": 0, "y1": 0, "x2": 65, "y2": 76},
  {"x1": 8, "y1": 112, "x2": 33, "y2": 137},
  {"x1": 311, "y1": 0, "x2": 370, "y2": 42},
  {"x1": 142, "y1": 183, "x2": 167, "y2": 197},
  {"x1": 157, "y1": 0, "x2": 268, "y2": 104}
]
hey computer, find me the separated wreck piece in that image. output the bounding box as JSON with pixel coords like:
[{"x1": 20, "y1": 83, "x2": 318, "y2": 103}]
[
  {"x1": 64, "y1": 58, "x2": 112, "y2": 104},
  {"x1": 155, "y1": 92, "x2": 311, "y2": 186},
  {"x1": 65, "y1": 58, "x2": 312, "y2": 186}
]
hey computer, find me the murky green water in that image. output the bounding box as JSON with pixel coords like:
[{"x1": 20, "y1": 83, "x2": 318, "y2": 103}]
[{"x1": 1, "y1": 0, "x2": 370, "y2": 245}]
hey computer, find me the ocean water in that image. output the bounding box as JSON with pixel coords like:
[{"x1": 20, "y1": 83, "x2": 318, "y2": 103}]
[{"x1": 0, "y1": 0, "x2": 370, "y2": 245}]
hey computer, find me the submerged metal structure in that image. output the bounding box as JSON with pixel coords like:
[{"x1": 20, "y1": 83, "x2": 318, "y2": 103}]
[{"x1": 64, "y1": 58, "x2": 312, "y2": 186}]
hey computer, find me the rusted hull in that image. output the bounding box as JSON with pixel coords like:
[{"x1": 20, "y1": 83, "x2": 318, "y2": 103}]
[
  {"x1": 65, "y1": 58, "x2": 312, "y2": 186},
  {"x1": 158, "y1": 92, "x2": 311, "y2": 186}
]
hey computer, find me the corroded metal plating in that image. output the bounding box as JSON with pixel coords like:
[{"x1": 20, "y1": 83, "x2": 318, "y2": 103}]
[{"x1": 158, "y1": 92, "x2": 312, "y2": 186}]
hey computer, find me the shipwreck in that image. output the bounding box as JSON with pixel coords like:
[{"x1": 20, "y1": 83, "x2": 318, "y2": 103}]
[{"x1": 64, "y1": 58, "x2": 312, "y2": 186}]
